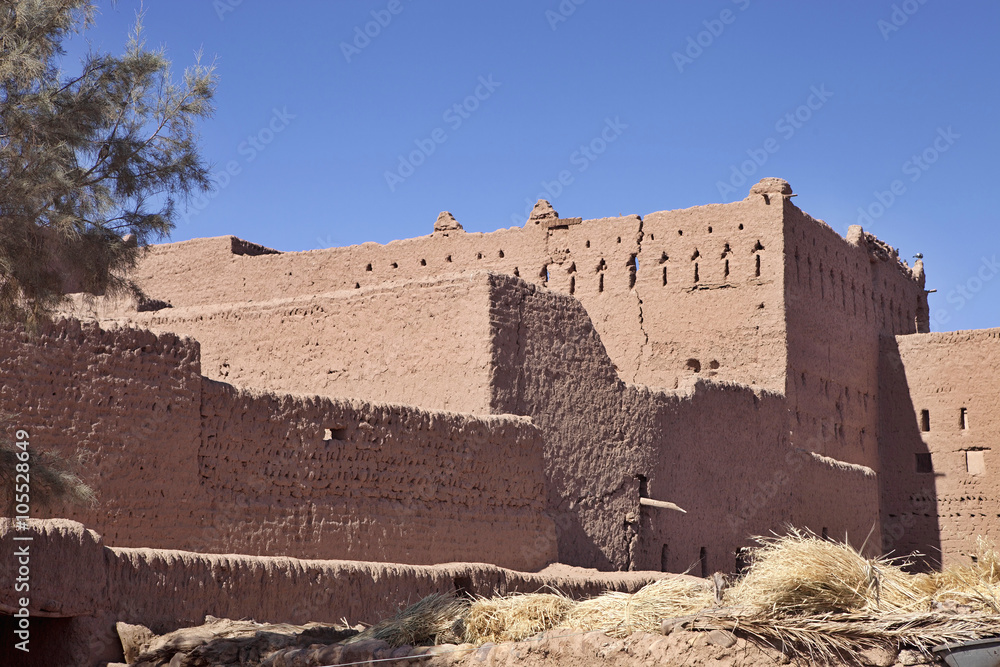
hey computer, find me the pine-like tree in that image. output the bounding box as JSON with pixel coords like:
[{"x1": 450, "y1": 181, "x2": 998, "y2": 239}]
[{"x1": 0, "y1": 1, "x2": 216, "y2": 328}]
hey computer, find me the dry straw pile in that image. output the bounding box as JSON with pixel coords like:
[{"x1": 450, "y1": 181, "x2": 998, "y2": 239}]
[{"x1": 350, "y1": 530, "x2": 1000, "y2": 662}]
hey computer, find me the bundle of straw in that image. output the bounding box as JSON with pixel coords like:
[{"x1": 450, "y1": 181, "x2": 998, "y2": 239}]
[
  {"x1": 933, "y1": 537, "x2": 1000, "y2": 612},
  {"x1": 727, "y1": 529, "x2": 930, "y2": 615},
  {"x1": 347, "y1": 593, "x2": 468, "y2": 648},
  {"x1": 688, "y1": 608, "x2": 1000, "y2": 663},
  {"x1": 463, "y1": 593, "x2": 575, "y2": 644},
  {"x1": 563, "y1": 577, "x2": 715, "y2": 638}
]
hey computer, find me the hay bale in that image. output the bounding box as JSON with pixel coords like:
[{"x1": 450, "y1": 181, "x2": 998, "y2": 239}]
[
  {"x1": 564, "y1": 577, "x2": 715, "y2": 638},
  {"x1": 348, "y1": 593, "x2": 468, "y2": 648},
  {"x1": 463, "y1": 593, "x2": 576, "y2": 644},
  {"x1": 726, "y1": 530, "x2": 929, "y2": 615}
]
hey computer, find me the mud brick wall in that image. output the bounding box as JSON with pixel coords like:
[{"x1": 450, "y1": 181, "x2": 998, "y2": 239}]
[
  {"x1": 0, "y1": 320, "x2": 211, "y2": 548},
  {"x1": 198, "y1": 381, "x2": 556, "y2": 570},
  {"x1": 881, "y1": 329, "x2": 1000, "y2": 568}
]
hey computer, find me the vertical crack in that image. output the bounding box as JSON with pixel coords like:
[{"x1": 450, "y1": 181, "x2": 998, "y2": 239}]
[{"x1": 633, "y1": 216, "x2": 648, "y2": 383}]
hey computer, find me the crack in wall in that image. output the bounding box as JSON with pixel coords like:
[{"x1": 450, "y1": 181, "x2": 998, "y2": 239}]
[{"x1": 633, "y1": 216, "x2": 648, "y2": 384}]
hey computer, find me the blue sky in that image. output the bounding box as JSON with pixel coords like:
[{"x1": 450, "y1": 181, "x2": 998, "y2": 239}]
[{"x1": 67, "y1": 1, "x2": 999, "y2": 332}]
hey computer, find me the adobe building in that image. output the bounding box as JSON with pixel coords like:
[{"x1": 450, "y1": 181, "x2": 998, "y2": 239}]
[{"x1": 4, "y1": 177, "x2": 998, "y2": 580}]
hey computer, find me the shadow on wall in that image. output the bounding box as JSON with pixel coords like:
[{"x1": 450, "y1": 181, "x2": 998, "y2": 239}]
[{"x1": 878, "y1": 336, "x2": 941, "y2": 570}]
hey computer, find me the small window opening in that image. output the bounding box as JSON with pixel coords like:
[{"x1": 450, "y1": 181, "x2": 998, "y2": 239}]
[
  {"x1": 598, "y1": 273, "x2": 604, "y2": 292},
  {"x1": 498, "y1": 249, "x2": 505, "y2": 258},
  {"x1": 699, "y1": 547, "x2": 708, "y2": 578},
  {"x1": 585, "y1": 240, "x2": 591, "y2": 248},
  {"x1": 365, "y1": 263, "x2": 372, "y2": 271},
  {"x1": 662, "y1": 267, "x2": 667, "y2": 286},
  {"x1": 708, "y1": 226, "x2": 713, "y2": 233},
  {"x1": 694, "y1": 263, "x2": 700, "y2": 282},
  {"x1": 738, "y1": 223, "x2": 744, "y2": 230},
  {"x1": 569, "y1": 276, "x2": 575, "y2": 295},
  {"x1": 724, "y1": 259, "x2": 730, "y2": 278},
  {"x1": 637, "y1": 474, "x2": 649, "y2": 498},
  {"x1": 960, "y1": 408, "x2": 969, "y2": 430},
  {"x1": 476, "y1": 252, "x2": 483, "y2": 259},
  {"x1": 678, "y1": 229, "x2": 683, "y2": 236},
  {"x1": 920, "y1": 410, "x2": 930, "y2": 432},
  {"x1": 419, "y1": 258, "x2": 426, "y2": 266},
  {"x1": 755, "y1": 254, "x2": 761, "y2": 277},
  {"x1": 323, "y1": 427, "x2": 347, "y2": 441},
  {"x1": 915, "y1": 453, "x2": 933, "y2": 474}
]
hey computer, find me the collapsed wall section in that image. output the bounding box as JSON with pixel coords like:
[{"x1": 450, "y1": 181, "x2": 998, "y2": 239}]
[
  {"x1": 880, "y1": 329, "x2": 1000, "y2": 567},
  {"x1": 198, "y1": 381, "x2": 556, "y2": 569}
]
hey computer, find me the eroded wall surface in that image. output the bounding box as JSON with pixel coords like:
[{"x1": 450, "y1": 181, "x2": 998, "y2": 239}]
[
  {"x1": 0, "y1": 519, "x2": 667, "y2": 666},
  {"x1": 0, "y1": 320, "x2": 210, "y2": 545},
  {"x1": 784, "y1": 203, "x2": 927, "y2": 470},
  {"x1": 487, "y1": 273, "x2": 881, "y2": 572},
  {"x1": 199, "y1": 381, "x2": 555, "y2": 568},
  {"x1": 0, "y1": 321, "x2": 555, "y2": 571},
  {"x1": 881, "y1": 329, "x2": 1000, "y2": 568}
]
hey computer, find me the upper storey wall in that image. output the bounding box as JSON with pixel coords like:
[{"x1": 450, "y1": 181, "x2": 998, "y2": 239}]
[
  {"x1": 783, "y1": 198, "x2": 928, "y2": 469},
  {"x1": 122, "y1": 189, "x2": 795, "y2": 396},
  {"x1": 109, "y1": 276, "x2": 496, "y2": 414},
  {"x1": 637, "y1": 196, "x2": 787, "y2": 391}
]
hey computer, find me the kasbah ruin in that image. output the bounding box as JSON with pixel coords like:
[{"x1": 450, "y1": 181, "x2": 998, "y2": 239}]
[{"x1": 2, "y1": 176, "x2": 999, "y2": 664}]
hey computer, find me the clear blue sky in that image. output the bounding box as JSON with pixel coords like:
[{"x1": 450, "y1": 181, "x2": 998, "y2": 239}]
[{"x1": 67, "y1": 1, "x2": 999, "y2": 332}]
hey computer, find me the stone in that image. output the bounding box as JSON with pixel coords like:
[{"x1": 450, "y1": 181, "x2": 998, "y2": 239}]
[{"x1": 706, "y1": 629, "x2": 737, "y2": 648}]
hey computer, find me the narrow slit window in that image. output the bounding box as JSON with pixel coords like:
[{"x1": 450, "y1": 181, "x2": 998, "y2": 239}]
[
  {"x1": 724, "y1": 259, "x2": 730, "y2": 278},
  {"x1": 694, "y1": 263, "x2": 700, "y2": 283},
  {"x1": 662, "y1": 266, "x2": 667, "y2": 286},
  {"x1": 960, "y1": 407, "x2": 969, "y2": 430},
  {"x1": 699, "y1": 547, "x2": 708, "y2": 578},
  {"x1": 755, "y1": 254, "x2": 761, "y2": 277},
  {"x1": 920, "y1": 409, "x2": 930, "y2": 432}
]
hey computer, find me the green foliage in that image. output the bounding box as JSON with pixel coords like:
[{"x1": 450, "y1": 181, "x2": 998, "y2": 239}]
[{"x1": 0, "y1": 0, "x2": 216, "y2": 328}]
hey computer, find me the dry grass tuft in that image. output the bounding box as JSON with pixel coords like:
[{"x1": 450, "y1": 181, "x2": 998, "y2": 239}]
[
  {"x1": 564, "y1": 577, "x2": 715, "y2": 638},
  {"x1": 463, "y1": 593, "x2": 575, "y2": 644},
  {"x1": 933, "y1": 537, "x2": 1000, "y2": 612},
  {"x1": 726, "y1": 529, "x2": 929, "y2": 615},
  {"x1": 348, "y1": 593, "x2": 468, "y2": 648},
  {"x1": 0, "y1": 440, "x2": 95, "y2": 515}
]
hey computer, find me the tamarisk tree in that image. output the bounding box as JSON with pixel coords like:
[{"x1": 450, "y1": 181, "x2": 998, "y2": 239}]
[{"x1": 0, "y1": 0, "x2": 216, "y2": 328}]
